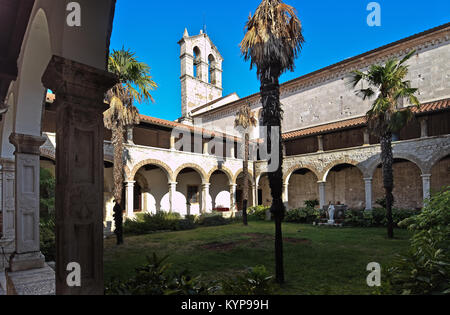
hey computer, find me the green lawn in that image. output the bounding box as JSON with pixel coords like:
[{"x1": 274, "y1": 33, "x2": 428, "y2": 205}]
[{"x1": 104, "y1": 221, "x2": 412, "y2": 295}]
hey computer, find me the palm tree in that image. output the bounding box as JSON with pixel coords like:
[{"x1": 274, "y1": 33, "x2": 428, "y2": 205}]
[
  {"x1": 105, "y1": 48, "x2": 157, "y2": 245},
  {"x1": 240, "y1": 0, "x2": 304, "y2": 283},
  {"x1": 350, "y1": 50, "x2": 420, "y2": 239},
  {"x1": 234, "y1": 103, "x2": 257, "y2": 226}
]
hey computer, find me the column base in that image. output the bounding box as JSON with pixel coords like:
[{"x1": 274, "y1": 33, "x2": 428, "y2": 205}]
[
  {"x1": 9, "y1": 252, "x2": 45, "y2": 272},
  {"x1": 6, "y1": 263, "x2": 55, "y2": 295}
]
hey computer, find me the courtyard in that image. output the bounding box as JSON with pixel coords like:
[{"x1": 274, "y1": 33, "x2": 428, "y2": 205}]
[{"x1": 104, "y1": 221, "x2": 412, "y2": 295}]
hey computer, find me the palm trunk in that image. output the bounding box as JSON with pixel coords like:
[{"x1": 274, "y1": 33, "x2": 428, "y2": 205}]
[
  {"x1": 380, "y1": 133, "x2": 394, "y2": 239},
  {"x1": 112, "y1": 123, "x2": 125, "y2": 245},
  {"x1": 242, "y1": 133, "x2": 249, "y2": 226},
  {"x1": 261, "y1": 65, "x2": 285, "y2": 284}
]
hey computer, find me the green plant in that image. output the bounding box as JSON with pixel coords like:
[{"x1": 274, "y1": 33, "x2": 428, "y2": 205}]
[
  {"x1": 197, "y1": 214, "x2": 229, "y2": 227},
  {"x1": 381, "y1": 188, "x2": 450, "y2": 295},
  {"x1": 40, "y1": 214, "x2": 55, "y2": 262},
  {"x1": 247, "y1": 206, "x2": 270, "y2": 221},
  {"x1": 105, "y1": 253, "x2": 214, "y2": 295},
  {"x1": 123, "y1": 212, "x2": 194, "y2": 234},
  {"x1": 285, "y1": 208, "x2": 319, "y2": 223},
  {"x1": 220, "y1": 265, "x2": 276, "y2": 295},
  {"x1": 304, "y1": 199, "x2": 319, "y2": 209},
  {"x1": 40, "y1": 168, "x2": 55, "y2": 216}
]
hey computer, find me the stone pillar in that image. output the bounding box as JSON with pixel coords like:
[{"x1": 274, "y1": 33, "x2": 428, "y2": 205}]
[
  {"x1": 201, "y1": 183, "x2": 211, "y2": 214},
  {"x1": 364, "y1": 177, "x2": 373, "y2": 211},
  {"x1": 169, "y1": 182, "x2": 177, "y2": 213},
  {"x1": 420, "y1": 118, "x2": 428, "y2": 138},
  {"x1": 125, "y1": 181, "x2": 135, "y2": 218},
  {"x1": 363, "y1": 129, "x2": 370, "y2": 146},
  {"x1": 282, "y1": 183, "x2": 289, "y2": 207},
  {"x1": 203, "y1": 141, "x2": 209, "y2": 155},
  {"x1": 230, "y1": 184, "x2": 237, "y2": 212},
  {"x1": 317, "y1": 135, "x2": 324, "y2": 152},
  {"x1": 421, "y1": 174, "x2": 431, "y2": 201},
  {"x1": 42, "y1": 55, "x2": 117, "y2": 295},
  {"x1": 0, "y1": 159, "x2": 15, "y2": 244},
  {"x1": 126, "y1": 127, "x2": 134, "y2": 144},
  {"x1": 318, "y1": 181, "x2": 326, "y2": 209},
  {"x1": 230, "y1": 146, "x2": 235, "y2": 159},
  {"x1": 8, "y1": 133, "x2": 46, "y2": 272},
  {"x1": 170, "y1": 136, "x2": 176, "y2": 150},
  {"x1": 252, "y1": 184, "x2": 258, "y2": 206}
]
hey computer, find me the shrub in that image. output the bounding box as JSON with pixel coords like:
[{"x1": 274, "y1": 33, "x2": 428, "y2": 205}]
[
  {"x1": 304, "y1": 199, "x2": 319, "y2": 209},
  {"x1": 343, "y1": 208, "x2": 421, "y2": 228},
  {"x1": 247, "y1": 206, "x2": 270, "y2": 221},
  {"x1": 220, "y1": 265, "x2": 276, "y2": 295},
  {"x1": 40, "y1": 214, "x2": 55, "y2": 262},
  {"x1": 285, "y1": 208, "x2": 319, "y2": 223},
  {"x1": 40, "y1": 168, "x2": 55, "y2": 217},
  {"x1": 381, "y1": 188, "x2": 450, "y2": 295},
  {"x1": 105, "y1": 253, "x2": 214, "y2": 295},
  {"x1": 123, "y1": 212, "x2": 194, "y2": 234},
  {"x1": 197, "y1": 213, "x2": 229, "y2": 227}
]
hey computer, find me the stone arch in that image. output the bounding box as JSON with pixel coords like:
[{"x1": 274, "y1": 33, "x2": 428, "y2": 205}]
[
  {"x1": 134, "y1": 172, "x2": 149, "y2": 190},
  {"x1": 283, "y1": 164, "x2": 320, "y2": 186},
  {"x1": 232, "y1": 169, "x2": 255, "y2": 185},
  {"x1": 174, "y1": 163, "x2": 207, "y2": 183},
  {"x1": 193, "y1": 46, "x2": 202, "y2": 79},
  {"x1": 14, "y1": 8, "x2": 52, "y2": 136},
  {"x1": 427, "y1": 147, "x2": 450, "y2": 174},
  {"x1": 130, "y1": 159, "x2": 173, "y2": 182},
  {"x1": 365, "y1": 153, "x2": 426, "y2": 178},
  {"x1": 322, "y1": 158, "x2": 362, "y2": 182},
  {"x1": 207, "y1": 166, "x2": 233, "y2": 185}
]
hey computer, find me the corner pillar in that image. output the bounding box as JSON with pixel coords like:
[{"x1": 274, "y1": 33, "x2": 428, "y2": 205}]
[
  {"x1": 42, "y1": 55, "x2": 117, "y2": 295},
  {"x1": 1, "y1": 159, "x2": 15, "y2": 246},
  {"x1": 8, "y1": 133, "x2": 46, "y2": 272}
]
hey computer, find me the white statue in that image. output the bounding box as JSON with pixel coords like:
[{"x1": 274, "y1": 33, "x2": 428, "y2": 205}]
[{"x1": 327, "y1": 202, "x2": 335, "y2": 224}]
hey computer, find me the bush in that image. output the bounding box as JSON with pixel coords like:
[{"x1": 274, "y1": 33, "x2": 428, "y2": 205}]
[
  {"x1": 247, "y1": 206, "x2": 270, "y2": 221},
  {"x1": 285, "y1": 208, "x2": 319, "y2": 223},
  {"x1": 123, "y1": 212, "x2": 195, "y2": 234},
  {"x1": 381, "y1": 188, "x2": 450, "y2": 295},
  {"x1": 40, "y1": 168, "x2": 55, "y2": 217},
  {"x1": 304, "y1": 199, "x2": 319, "y2": 209},
  {"x1": 105, "y1": 253, "x2": 214, "y2": 295},
  {"x1": 40, "y1": 214, "x2": 55, "y2": 262},
  {"x1": 197, "y1": 213, "x2": 229, "y2": 226},
  {"x1": 343, "y1": 208, "x2": 421, "y2": 228},
  {"x1": 220, "y1": 265, "x2": 276, "y2": 295}
]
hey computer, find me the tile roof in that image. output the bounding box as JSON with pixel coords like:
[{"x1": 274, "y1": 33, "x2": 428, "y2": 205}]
[{"x1": 282, "y1": 98, "x2": 450, "y2": 141}]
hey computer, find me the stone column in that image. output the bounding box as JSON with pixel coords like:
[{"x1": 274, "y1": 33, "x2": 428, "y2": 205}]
[
  {"x1": 170, "y1": 135, "x2": 176, "y2": 150},
  {"x1": 421, "y1": 174, "x2": 431, "y2": 201},
  {"x1": 420, "y1": 118, "x2": 428, "y2": 138},
  {"x1": 8, "y1": 133, "x2": 46, "y2": 272},
  {"x1": 125, "y1": 181, "x2": 135, "y2": 218},
  {"x1": 42, "y1": 55, "x2": 117, "y2": 295},
  {"x1": 0, "y1": 159, "x2": 15, "y2": 244},
  {"x1": 317, "y1": 135, "x2": 324, "y2": 152},
  {"x1": 282, "y1": 183, "x2": 289, "y2": 207},
  {"x1": 126, "y1": 127, "x2": 134, "y2": 144},
  {"x1": 203, "y1": 141, "x2": 209, "y2": 155},
  {"x1": 318, "y1": 181, "x2": 326, "y2": 209},
  {"x1": 230, "y1": 146, "x2": 235, "y2": 159},
  {"x1": 364, "y1": 177, "x2": 373, "y2": 211},
  {"x1": 168, "y1": 182, "x2": 177, "y2": 213},
  {"x1": 363, "y1": 129, "x2": 370, "y2": 146},
  {"x1": 230, "y1": 184, "x2": 237, "y2": 212},
  {"x1": 201, "y1": 183, "x2": 211, "y2": 214},
  {"x1": 252, "y1": 184, "x2": 258, "y2": 206}
]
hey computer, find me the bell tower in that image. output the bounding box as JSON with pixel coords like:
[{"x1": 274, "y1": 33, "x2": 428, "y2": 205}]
[{"x1": 179, "y1": 28, "x2": 223, "y2": 118}]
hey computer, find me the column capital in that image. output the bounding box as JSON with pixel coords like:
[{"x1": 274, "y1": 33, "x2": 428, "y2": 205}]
[
  {"x1": 125, "y1": 180, "x2": 136, "y2": 186},
  {"x1": 42, "y1": 55, "x2": 117, "y2": 111},
  {"x1": 9, "y1": 133, "x2": 46, "y2": 155},
  {"x1": 202, "y1": 183, "x2": 211, "y2": 188},
  {"x1": 421, "y1": 174, "x2": 432, "y2": 178},
  {"x1": 0, "y1": 158, "x2": 15, "y2": 170},
  {"x1": 317, "y1": 181, "x2": 326, "y2": 186},
  {"x1": 168, "y1": 181, "x2": 178, "y2": 186},
  {"x1": 363, "y1": 177, "x2": 373, "y2": 182}
]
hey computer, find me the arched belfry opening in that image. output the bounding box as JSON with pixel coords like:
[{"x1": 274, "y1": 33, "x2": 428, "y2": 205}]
[{"x1": 179, "y1": 28, "x2": 223, "y2": 118}]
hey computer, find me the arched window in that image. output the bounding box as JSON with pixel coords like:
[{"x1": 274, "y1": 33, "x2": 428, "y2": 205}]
[
  {"x1": 208, "y1": 54, "x2": 216, "y2": 84},
  {"x1": 193, "y1": 47, "x2": 201, "y2": 79}
]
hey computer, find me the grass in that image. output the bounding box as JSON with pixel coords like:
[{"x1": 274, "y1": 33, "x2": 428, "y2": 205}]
[{"x1": 104, "y1": 221, "x2": 412, "y2": 295}]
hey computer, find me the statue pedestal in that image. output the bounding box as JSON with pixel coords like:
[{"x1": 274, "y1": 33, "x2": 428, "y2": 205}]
[{"x1": 327, "y1": 220, "x2": 335, "y2": 224}]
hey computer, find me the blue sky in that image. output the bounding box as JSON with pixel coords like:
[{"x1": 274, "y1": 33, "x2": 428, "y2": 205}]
[{"x1": 109, "y1": 0, "x2": 450, "y2": 121}]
